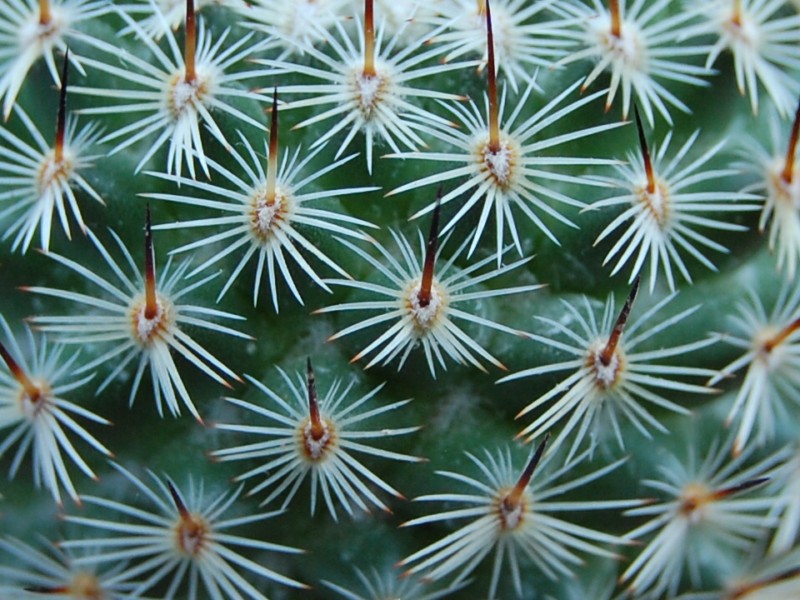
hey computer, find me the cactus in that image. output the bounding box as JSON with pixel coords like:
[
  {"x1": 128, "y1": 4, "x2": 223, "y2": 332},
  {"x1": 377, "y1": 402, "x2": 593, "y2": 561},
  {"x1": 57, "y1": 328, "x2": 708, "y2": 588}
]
[{"x1": 1, "y1": 0, "x2": 800, "y2": 598}]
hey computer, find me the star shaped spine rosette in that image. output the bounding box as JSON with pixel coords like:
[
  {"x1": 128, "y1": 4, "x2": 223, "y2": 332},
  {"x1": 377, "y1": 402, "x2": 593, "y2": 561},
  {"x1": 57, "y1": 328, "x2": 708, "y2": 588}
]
[
  {"x1": 590, "y1": 109, "x2": 761, "y2": 292},
  {"x1": 400, "y1": 434, "x2": 644, "y2": 599},
  {"x1": 388, "y1": 0, "x2": 623, "y2": 264},
  {"x1": 212, "y1": 359, "x2": 421, "y2": 520},
  {"x1": 317, "y1": 197, "x2": 543, "y2": 377},
  {"x1": 0, "y1": 536, "x2": 140, "y2": 598},
  {"x1": 621, "y1": 436, "x2": 789, "y2": 599},
  {"x1": 389, "y1": 79, "x2": 623, "y2": 263},
  {"x1": 425, "y1": 0, "x2": 579, "y2": 92},
  {"x1": 681, "y1": 0, "x2": 800, "y2": 118},
  {"x1": 61, "y1": 462, "x2": 307, "y2": 600},
  {"x1": 0, "y1": 0, "x2": 109, "y2": 120},
  {"x1": 72, "y1": 0, "x2": 268, "y2": 179},
  {"x1": 26, "y1": 209, "x2": 250, "y2": 423},
  {"x1": 499, "y1": 278, "x2": 718, "y2": 460},
  {"x1": 709, "y1": 281, "x2": 800, "y2": 457},
  {"x1": 147, "y1": 91, "x2": 378, "y2": 311},
  {"x1": 555, "y1": 0, "x2": 712, "y2": 126},
  {"x1": 252, "y1": 0, "x2": 476, "y2": 174},
  {"x1": 0, "y1": 314, "x2": 111, "y2": 506},
  {"x1": 737, "y1": 98, "x2": 800, "y2": 279},
  {"x1": 0, "y1": 52, "x2": 104, "y2": 254}
]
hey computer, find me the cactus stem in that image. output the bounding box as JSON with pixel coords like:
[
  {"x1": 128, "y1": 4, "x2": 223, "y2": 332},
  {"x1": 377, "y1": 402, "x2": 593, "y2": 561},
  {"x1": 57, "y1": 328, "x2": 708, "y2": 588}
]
[
  {"x1": 144, "y1": 206, "x2": 158, "y2": 320},
  {"x1": 0, "y1": 340, "x2": 42, "y2": 404},
  {"x1": 600, "y1": 276, "x2": 640, "y2": 367},
  {"x1": 485, "y1": 0, "x2": 500, "y2": 152},
  {"x1": 781, "y1": 96, "x2": 800, "y2": 184},
  {"x1": 363, "y1": 0, "x2": 376, "y2": 77},
  {"x1": 417, "y1": 191, "x2": 441, "y2": 308},
  {"x1": 184, "y1": 0, "x2": 196, "y2": 83},
  {"x1": 54, "y1": 49, "x2": 69, "y2": 163},
  {"x1": 609, "y1": 0, "x2": 622, "y2": 39},
  {"x1": 39, "y1": 0, "x2": 51, "y2": 25}
]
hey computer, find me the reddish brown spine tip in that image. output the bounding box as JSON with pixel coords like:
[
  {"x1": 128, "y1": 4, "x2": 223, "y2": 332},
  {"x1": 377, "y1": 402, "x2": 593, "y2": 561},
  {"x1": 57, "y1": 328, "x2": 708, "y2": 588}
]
[
  {"x1": 306, "y1": 357, "x2": 324, "y2": 436},
  {"x1": 485, "y1": 0, "x2": 500, "y2": 151},
  {"x1": 714, "y1": 477, "x2": 769, "y2": 499},
  {"x1": 266, "y1": 88, "x2": 279, "y2": 200},
  {"x1": 633, "y1": 106, "x2": 656, "y2": 194},
  {"x1": 730, "y1": 567, "x2": 800, "y2": 598},
  {"x1": 417, "y1": 190, "x2": 442, "y2": 308},
  {"x1": 143, "y1": 205, "x2": 158, "y2": 320},
  {"x1": 764, "y1": 316, "x2": 800, "y2": 353},
  {"x1": 609, "y1": 0, "x2": 622, "y2": 38},
  {"x1": 0, "y1": 340, "x2": 39, "y2": 399},
  {"x1": 782, "y1": 99, "x2": 800, "y2": 184},
  {"x1": 731, "y1": 0, "x2": 743, "y2": 26},
  {"x1": 167, "y1": 479, "x2": 190, "y2": 517},
  {"x1": 507, "y1": 431, "x2": 550, "y2": 504},
  {"x1": 363, "y1": 0, "x2": 376, "y2": 76},
  {"x1": 184, "y1": 0, "x2": 197, "y2": 83},
  {"x1": 600, "y1": 275, "x2": 639, "y2": 365},
  {"x1": 270, "y1": 88, "x2": 279, "y2": 147},
  {"x1": 25, "y1": 586, "x2": 68, "y2": 594},
  {"x1": 39, "y1": 0, "x2": 51, "y2": 24},
  {"x1": 55, "y1": 49, "x2": 69, "y2": 162}
]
